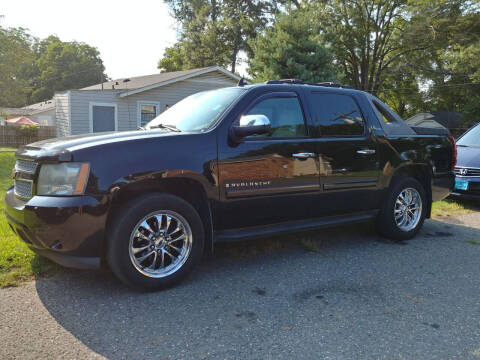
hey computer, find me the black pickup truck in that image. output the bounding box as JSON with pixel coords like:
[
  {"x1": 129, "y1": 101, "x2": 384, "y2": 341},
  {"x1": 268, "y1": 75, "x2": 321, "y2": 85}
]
[{"x1": 5, "y1": 80, "x2": 456, "y2": 290}]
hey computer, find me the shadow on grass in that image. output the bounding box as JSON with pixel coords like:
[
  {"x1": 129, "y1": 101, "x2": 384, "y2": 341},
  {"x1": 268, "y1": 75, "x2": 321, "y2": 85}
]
[
  {"x1": 446, "y1": 197, "x2": 480, "y2": 211},
  {"x1": 432, "y1": 197, "x2": 480, "y2": 219},
  {"x1": 30, "y1": 254, "x2": 60, "y2": 278},
  {"x1": 0, "y1": 254, "x2": 59, "y2": 288}
]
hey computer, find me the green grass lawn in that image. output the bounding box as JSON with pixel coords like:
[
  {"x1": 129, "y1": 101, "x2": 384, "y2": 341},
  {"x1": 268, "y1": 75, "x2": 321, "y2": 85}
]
[{"x1": 0, "y1": 151, "x2": 57, "y2": 288}]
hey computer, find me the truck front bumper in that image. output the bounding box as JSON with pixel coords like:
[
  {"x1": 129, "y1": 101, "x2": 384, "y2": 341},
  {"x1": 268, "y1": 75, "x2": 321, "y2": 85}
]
[{"x1": 4, "y1": 187, "x2": 107, "y2": 269}]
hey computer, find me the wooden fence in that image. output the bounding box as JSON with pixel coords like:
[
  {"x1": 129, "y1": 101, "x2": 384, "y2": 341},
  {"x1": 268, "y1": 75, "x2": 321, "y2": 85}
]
[{"x1": 0, "y1": 125, "x2": 56, "y2": 148}]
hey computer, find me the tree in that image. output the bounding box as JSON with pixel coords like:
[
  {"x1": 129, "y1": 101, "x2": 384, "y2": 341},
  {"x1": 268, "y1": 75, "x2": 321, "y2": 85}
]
[
  {"x1": 375, "y1": 72, "x2": 424, "y2": 119},
  {"x1": 310, "y1": 0, "x2": 419, "y2": 92},
  {"x1": 403, "y1": 0, "x2": 480, "y2": 126},
  {"x1": 159, "y1": 4, "x2": 231, "y2": 72},
  {"x1": 30, "y1": 36, "x2": 107, "y2": 103},
  {"x1": 0, "y1": 26, "x2": 36, "y2": 107},
  {"x1": 158, "y1": 43, "x2": 187, "y2": 73},
  {"x1": 248, "y1": 8, "x2": 337, "y2": 82},
  {"x1": 299, "y1": 0, "x2": 480, "y2": 125},
  {"x1": 0, "y1": 17, "x2": 108, "y2": 107},
  {"x1": 159, "y1": 0, "x2": 280, "y2": 73}
]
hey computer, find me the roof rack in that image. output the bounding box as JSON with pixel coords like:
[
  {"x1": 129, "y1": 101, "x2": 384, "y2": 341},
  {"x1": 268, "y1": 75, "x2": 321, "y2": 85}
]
[{"x1": 265, "y1": 79, "x2": 352, "y2": 89}]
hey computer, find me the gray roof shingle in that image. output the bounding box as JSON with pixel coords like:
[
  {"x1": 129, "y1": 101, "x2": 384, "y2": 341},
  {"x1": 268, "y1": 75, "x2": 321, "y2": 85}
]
[
  {"x1": 81, "y1": 67, "x2": 215, "y2": 91},
  {"x1": 21, "y1": 100, "x2": 55, "y2": 114},
  {"x1": 19, "y1": 66, "x2": 239, "y2": 109}
]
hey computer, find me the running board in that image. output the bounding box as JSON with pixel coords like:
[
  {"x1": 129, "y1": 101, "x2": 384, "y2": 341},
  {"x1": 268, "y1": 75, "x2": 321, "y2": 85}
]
[{"x1": 215, "y1": 210, "x2": 379, "y2": 243}]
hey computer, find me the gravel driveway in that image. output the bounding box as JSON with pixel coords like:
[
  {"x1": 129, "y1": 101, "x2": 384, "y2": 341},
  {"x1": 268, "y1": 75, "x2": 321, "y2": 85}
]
[{"x1": 1, "y1": 214, "x2": 480, "y2": 360}]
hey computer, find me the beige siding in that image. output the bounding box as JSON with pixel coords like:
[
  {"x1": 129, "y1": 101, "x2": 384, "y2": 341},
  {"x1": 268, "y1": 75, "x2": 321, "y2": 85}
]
[
  {"x1": 54, "y1": 92, "x2": 70, "y2": 137},
  {"x1": 67, "y1": 70, "x2": 238, "y2": 135}
]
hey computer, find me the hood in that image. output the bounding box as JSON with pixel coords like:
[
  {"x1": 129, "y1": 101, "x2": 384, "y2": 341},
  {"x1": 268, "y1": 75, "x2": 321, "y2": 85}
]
[
  {"x1": 457, "y1": 145, "x2": 480, "y2": 168},
  {"x1": 16, "y1": 129, "x2": 178, "y2": 162}
]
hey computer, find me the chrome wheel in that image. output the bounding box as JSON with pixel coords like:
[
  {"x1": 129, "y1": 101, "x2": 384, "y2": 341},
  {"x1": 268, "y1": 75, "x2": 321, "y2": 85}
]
[
  {"x1": 394, "y1": 187, "x2": 422, "y2": 232},
  {"x1": 128, "y1": 210, "x2": 192, "y2": 278}
]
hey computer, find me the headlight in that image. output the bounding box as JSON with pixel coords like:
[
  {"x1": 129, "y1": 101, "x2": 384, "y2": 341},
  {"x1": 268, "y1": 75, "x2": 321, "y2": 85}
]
[{"x1": 37, "y1": 163, "x2": 90, "y2": 196}]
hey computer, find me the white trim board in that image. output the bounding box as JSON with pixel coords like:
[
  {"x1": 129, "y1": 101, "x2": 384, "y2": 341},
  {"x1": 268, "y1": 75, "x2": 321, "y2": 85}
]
[
  {"x1": 89, "y1": 102, "x2": 118, "y2": 133},
  {"x1": 119, "y1": 66, "x2": 242, "y2": 98},
  {"x1": 137, "y1": 101, "x2": 161, "y2": 128},
  {"x1": 186, "y1": 78, "x2": 238, "y2": 85}
]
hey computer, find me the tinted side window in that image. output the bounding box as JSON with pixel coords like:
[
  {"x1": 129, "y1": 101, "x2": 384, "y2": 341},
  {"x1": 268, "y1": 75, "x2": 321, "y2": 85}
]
[
  {"x1": 246, "y1": 97, "x2": 306, "y2": 137},
  {"x1": 310, "y1": 93, "x2": 365, "y2": 136}
]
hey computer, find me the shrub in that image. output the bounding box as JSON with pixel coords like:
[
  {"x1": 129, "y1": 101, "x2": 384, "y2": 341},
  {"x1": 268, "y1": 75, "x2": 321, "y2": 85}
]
[{"x1": 14, "y1": 124, "x2": 39, "y2": 138}]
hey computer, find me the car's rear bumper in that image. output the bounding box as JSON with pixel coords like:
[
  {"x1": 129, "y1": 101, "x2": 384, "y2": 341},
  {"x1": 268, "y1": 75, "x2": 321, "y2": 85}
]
[
  {"x1": 450, "y1": 176, "x2": 480, "y2": 201},
  {"x1": 450, "y1": 191, "x2": 480, "y2": 200},
  {"x1": 4, "y1": 187, "x2": 107, "y2": 269}
]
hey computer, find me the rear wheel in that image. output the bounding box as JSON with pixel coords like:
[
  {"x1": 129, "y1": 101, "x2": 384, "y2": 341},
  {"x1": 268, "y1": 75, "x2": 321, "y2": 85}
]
[
  {"x1": 376, "y1": 177, "x2": 427, "y2": 241},
  {"x1": 107, "y1": 193, "x2": 204, "y2": 291}
]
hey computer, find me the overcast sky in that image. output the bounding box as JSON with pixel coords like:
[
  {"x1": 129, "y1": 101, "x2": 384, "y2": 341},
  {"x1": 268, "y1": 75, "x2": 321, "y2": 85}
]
[{"x1": 2, "y1": 0, "x2": 179, "y2": 79}]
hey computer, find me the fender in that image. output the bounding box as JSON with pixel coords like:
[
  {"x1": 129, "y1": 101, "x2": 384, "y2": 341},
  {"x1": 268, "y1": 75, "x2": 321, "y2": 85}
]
[
  {"x1": 387, "y1": 163, "x2": 434, "y2": 218},
  {"x1": 105, "y1": 171, "x2": 216, "y2": 256}
]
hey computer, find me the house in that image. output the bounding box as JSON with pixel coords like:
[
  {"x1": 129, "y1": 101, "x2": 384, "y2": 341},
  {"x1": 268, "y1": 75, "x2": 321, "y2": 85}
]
[
  {"x1": 53, "y1": 66, "x2": 241, "y2": 137},
  {"x1": 406, "y1": 111, "x2": 463, "y2": 129},
  {"x1": 21, "y1": 100, "x2": 56, "y2": 126},
  {"x1": 5, "y1": 116, "x2": 39, "y2": 125},
  {"x1": 1, "y1": 102, "x2": 56, "y2": 126}
]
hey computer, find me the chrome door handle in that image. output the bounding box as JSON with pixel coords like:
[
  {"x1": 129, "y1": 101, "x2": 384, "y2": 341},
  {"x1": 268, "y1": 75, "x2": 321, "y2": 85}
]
[
  {"x1": 292, "y1": 152, "x2": 315, "y2": 159},
  {"x1": 356, "y1": 149, "x2": 376, "y2": 155}
]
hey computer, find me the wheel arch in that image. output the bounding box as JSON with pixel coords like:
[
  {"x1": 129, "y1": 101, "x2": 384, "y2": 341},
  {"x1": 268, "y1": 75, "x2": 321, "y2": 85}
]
[
  {"x1": 104, "y1": 177, "x2": 214, "y2": 258},
  {"x1": 388, "y1": 164, "x2": 433, "y2": 218}
]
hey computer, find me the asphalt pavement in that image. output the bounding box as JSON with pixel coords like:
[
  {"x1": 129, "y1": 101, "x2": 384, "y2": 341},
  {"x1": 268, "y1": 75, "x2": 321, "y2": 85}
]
[{"x1": 1, "y1": 214, "x2": 480, "y2": 360}]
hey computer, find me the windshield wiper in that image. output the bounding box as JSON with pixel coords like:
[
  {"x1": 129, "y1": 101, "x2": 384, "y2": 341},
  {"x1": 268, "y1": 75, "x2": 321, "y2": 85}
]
[{"x1": 148, "y1": 124, "x2": 182, "y2": 132}]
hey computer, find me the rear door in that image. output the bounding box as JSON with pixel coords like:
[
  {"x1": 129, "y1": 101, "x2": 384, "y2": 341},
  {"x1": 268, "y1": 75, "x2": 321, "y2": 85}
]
[
  {"x1": 307, "y1": 91, "x2": 382, "y2": 216},
  {"x1": 216, "y1": 91, "x2": 321, "y2": 230}
]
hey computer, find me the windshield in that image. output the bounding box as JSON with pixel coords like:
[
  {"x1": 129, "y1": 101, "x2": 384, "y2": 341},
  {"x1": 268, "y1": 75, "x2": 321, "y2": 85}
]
[
  {"x1": 457, "y1": 124, "x2": 480, "y2": 147},
  {"x1": 146, "y1": 87, "x2": 245, "y2": 132}
]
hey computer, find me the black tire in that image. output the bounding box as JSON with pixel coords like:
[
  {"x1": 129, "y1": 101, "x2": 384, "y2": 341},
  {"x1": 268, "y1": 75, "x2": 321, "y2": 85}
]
[
  {"x1": 107, "y1": 193, "x2": 205, "y2": 291},
  {"x1": 376, "y1": 177, "x2": 427, "y2": 241}
]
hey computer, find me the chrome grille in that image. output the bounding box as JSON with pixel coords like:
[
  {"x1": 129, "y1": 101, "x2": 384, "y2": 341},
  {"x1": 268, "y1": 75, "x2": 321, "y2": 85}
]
[
  {"x1": 14, "y1": 179, "x2": 33, "y2": 199},
  {"x1": 454, "y1": 167, "x2": 480, "y2": 177},
  {"x1": 15, "y1": 159, "x2": 38, "y2": 174}
]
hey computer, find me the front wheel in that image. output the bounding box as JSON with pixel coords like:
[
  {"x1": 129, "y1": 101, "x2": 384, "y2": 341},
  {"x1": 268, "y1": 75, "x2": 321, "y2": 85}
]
[
  {"x1": 376, "y1": 177, "x2": 427, "y2": 241},
  {"x1": 107, "y1": 193, "x2": 205, "y2": 291}
]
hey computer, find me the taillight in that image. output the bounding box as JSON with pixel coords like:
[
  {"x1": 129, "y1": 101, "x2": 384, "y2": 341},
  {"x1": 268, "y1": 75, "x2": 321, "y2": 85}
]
[{"x1": 448, "y1": 135, "x2": 457, "y2": 170}]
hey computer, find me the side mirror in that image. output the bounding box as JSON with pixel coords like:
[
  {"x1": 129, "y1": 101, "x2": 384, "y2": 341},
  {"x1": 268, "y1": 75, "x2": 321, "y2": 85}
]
[{"x1": 232, "y1": 114, "x2": 271, "y2": 139}]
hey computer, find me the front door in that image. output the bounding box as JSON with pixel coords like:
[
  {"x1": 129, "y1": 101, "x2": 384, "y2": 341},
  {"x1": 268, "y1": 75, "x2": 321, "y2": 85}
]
[
  {"x1": 307, "y1": 91, "x2": 381, "y2": 216},
  {"x1": 216, "y1": 91, "x2": 321, "y2": 231}
]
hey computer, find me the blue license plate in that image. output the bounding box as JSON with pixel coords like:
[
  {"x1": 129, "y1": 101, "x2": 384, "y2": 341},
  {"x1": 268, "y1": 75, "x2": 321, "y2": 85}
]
[{"x1": 455, "y1": 179, "x2": 469, "y2": 191}]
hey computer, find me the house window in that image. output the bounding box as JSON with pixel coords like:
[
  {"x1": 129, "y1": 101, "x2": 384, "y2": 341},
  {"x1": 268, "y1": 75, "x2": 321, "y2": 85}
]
[
  {"x1": 89, "y1": 103, "x2": 117, "y2": 133},
  {"x1": 138, "y1": 102, "x2": 160, "y2": 127}
]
